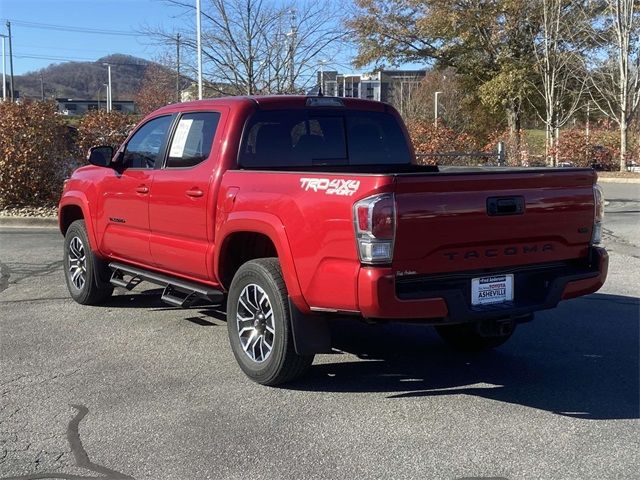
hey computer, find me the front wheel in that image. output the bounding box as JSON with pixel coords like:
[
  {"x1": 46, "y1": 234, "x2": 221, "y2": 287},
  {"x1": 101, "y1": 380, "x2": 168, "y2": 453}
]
[
  {"x1": 63, "y1": 220, "x2": 113, "y2": 305},
  {"x1": 435, "y1": 321, "x2": 515, "y2": 352},
  {"x1": 227, "y1": 258, "x2": 313, "y2": 386}
]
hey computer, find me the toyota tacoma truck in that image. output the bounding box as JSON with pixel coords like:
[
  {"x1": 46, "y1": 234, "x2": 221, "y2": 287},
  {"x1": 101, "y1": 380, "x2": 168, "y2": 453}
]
[{"x1": 58, "y1": 95, "x2": 608, "y2": 385}]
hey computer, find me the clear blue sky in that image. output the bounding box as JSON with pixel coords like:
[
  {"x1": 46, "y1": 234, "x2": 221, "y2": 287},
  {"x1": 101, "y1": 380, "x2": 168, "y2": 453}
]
[{"x1": 0, "y1": 0, "x2": 187, "y2": 74}]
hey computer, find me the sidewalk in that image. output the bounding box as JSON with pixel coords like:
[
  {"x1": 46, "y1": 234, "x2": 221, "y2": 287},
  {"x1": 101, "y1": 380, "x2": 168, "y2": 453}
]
[
  {"x1": 597, "y1": 177, "x2": 640, "y2": 184},
  {"x1": 0, "y1": 216, "x2": 57, "y2": 227}
]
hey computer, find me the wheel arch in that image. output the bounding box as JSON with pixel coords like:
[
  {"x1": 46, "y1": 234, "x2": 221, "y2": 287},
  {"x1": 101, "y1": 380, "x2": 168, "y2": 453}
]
[
  {"x1": 215, "y1": 213, "x2": 309, "y2": 313},
  {"x1": 59, "y1": 196, "x2": 99, "y2": 253}
]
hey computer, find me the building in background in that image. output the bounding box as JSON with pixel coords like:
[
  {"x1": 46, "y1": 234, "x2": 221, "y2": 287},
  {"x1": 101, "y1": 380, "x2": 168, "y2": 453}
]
[
  {"x1": 311, "y1": 69, "x2": 427, "y2": 103},
  {"x1": 56, "y1": 98, "x2": 136, "y2": 116}
]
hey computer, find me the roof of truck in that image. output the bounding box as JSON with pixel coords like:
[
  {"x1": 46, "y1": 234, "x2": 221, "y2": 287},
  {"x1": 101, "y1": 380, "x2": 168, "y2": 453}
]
[{"x1": 154, "y1": 95, "x2": 389, "y2": 115}]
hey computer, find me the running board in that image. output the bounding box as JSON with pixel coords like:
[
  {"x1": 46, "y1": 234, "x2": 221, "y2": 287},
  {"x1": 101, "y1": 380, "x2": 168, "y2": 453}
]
[{"x1": 109, "y1": 262, "x2": 224, "y2": 307}]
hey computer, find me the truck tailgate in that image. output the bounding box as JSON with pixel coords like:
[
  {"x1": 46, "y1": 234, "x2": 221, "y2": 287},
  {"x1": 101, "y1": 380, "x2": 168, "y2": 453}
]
[{"x1": 392, "y1": 169, "x2": 596, "y2": 275}]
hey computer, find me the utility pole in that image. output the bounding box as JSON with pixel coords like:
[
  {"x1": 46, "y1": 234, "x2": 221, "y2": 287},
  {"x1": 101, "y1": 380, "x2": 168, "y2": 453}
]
[
  {"x1": 40, "y1": 72, "x2": 44, "y2": 101},
  {"x1": 100, "y1": 84, "x2": 108, "y2": 110},
  {"x1": 287, "y1": 9, "x2": 296, "y2": 93},
  {"x1": 103, "y1": 63, "x2": 112, "y2": 112},
  {"x1": 196, "y1": 0, "x2": 203, "y2": 100},
  {"x1": 434, "y1": 91, "x2": 442, "y2": 127},
  {"x1": 176, "y1": 33, "x2": 181, "y2": 103},
  {"x1": 585, "y1": 101, "x2": 590, "y2": 143},
  {"x1": 1, "y1": 34, "x2": 6, "y2": 101},
  {"x1": 318, "y1": 60, "x2": 328, "y2": 96},
  {"x1": 6, "y1": 21, "x2": 14, "y2": 101}
]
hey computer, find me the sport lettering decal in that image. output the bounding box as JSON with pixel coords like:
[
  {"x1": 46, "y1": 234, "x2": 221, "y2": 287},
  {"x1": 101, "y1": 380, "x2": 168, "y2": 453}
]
[{"x1": 299, "y1": 178, "x2": 360, "y2": 196}]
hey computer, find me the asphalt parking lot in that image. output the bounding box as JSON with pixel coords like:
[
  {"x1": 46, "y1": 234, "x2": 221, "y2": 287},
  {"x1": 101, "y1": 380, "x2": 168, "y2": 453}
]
[{"x1": 1, "y1": 182, "x2": 638, "y2": 480}]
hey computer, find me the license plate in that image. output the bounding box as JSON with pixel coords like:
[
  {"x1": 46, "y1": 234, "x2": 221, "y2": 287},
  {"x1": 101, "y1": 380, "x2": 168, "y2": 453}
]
[{"x1": 471, "y1": 274, "x2": 514, "y2": 306}]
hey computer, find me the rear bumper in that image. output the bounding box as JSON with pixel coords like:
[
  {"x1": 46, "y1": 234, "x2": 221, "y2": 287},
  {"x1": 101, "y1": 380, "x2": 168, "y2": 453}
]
[{"x1": 357, "y1": 247, "x2": 608, "y2": 323}]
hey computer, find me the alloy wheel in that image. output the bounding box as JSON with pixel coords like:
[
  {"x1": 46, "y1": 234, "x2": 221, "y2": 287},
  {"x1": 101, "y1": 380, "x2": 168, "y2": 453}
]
[
  {"x1": 236, "y1": 283, "x2": 275, "y2": 363},
  {"x1": 67, "y1": 236, "x2": 86, "y2": 291}
]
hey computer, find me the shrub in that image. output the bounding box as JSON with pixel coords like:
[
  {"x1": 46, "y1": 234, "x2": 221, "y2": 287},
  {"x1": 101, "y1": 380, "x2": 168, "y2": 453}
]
[
  {"x1": 0, "y1": 100, "x2": 73, "y2": 208},
  {"x1": 552, "y1": 126, "x2": 637, "y2": 171},
  {"x1": 406, "y1": 120, "x2": 483, "y2": 166},
  {"x1": 482, "y1": 129, "x2": 531, "y2": 167},
  {"x1": 76, "y1": 110, "x2": 137, "y2": 157}
]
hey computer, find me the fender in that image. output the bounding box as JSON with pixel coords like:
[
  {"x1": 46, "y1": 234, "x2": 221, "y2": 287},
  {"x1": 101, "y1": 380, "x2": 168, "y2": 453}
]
[
  {"x1": 214, "y1": 211, "x2": 310, "y2": 313},
  {"x1": 58, "y1": 193, "x2": 100, "y2": 255}
]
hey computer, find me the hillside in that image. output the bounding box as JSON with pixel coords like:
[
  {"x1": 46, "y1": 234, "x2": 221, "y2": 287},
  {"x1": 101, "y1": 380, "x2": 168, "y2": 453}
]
[{"x1": 15, "y1": 54, "x2": 169, "y2": 101}]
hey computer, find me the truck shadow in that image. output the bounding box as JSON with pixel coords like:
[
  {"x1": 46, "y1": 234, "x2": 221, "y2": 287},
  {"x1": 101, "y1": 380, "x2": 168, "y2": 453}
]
[
  {"x1": 289, "y1": 293, "x2": 640, "y2": 421},
  {"x1": 99, "y1": 288, "x2": 638, "y2": 420}
]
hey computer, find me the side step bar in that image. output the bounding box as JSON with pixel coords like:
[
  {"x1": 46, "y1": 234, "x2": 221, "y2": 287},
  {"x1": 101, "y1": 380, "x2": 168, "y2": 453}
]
[{"x1": 109, "y1": 262, "x2": 224, "y2": 308}]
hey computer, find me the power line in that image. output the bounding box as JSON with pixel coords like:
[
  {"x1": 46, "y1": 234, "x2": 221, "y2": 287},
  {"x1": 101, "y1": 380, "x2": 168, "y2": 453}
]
[
  {"x1": 14, "y1": 53, "x2": 153, "y2": 67},
  {"x1": 5, "y1": 19, "x2": 142, "y2": 37},
  {"x1": 14, "y1": 54, "x2": 97, "y2": 62},
  {"x1": 18, "y1": 43, "x2": 118, "y2": 54}
]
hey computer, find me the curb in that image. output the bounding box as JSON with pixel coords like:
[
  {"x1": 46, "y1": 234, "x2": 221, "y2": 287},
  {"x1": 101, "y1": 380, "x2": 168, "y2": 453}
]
[
  {"x1": 0, "y1": 217, "x2": 58, "y2": 228},
  {"x1": 597, "y1": 177, "x2": 640, "y2": 184}
]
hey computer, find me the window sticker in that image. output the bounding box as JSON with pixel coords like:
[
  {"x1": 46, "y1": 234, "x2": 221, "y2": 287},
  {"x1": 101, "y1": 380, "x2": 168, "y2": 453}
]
[{"x1": 169, "y1": 118, "x2": 194, "y2": 158}]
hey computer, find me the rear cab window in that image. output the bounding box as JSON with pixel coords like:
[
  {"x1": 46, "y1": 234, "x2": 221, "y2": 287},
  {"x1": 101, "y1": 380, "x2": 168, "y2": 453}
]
[{"x1": 238, "y1": 109, "x2": 412, "y2": 169}]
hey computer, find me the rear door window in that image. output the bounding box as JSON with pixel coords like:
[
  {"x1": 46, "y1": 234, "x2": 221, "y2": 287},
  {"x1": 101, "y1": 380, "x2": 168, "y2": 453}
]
[{"x1": 166, "y1": 112, "x2": 221, "y2": 168}]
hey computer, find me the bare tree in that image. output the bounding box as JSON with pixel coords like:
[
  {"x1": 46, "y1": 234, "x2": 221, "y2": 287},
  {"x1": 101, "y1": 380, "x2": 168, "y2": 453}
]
[
  {"x1": 530, "y1": 0, "x2": 588, "y2": 166},
  {"x1": 589, "y1": 0, "x2": 639, "y2": 170},
  {"x1": 150, "y1": 0, "x2": 347, "y2": 96},
  {"x1": 135, "y1": 63, "x2": 176, "y2": 115},
  {"x1": 388, "y1": 69, "x2": 470, "y2": 129},
  {"x1": 263, "y1": 2, "x2": 349, "y2": 94}
]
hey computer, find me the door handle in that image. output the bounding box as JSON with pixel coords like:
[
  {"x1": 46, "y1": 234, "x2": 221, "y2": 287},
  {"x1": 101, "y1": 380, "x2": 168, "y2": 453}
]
[
  {"x1": 136, "y1": 185, "x2": 149, "y2": 194},
  {"x1": 186, "y1": 188, "x2": 204, "y2": 198}
]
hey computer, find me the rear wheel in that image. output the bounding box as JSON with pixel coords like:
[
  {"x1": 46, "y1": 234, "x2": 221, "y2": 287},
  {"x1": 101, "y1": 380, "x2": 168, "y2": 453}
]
[
  {"x1": 63, "y1": 220, "x2": 113, "y2": 305},
  {"x1": 435, "y1": 321, "x2": 515, "y2": 352},
  {"x1": 227, "y1": 258, "x2": 313, "y2": 386}
]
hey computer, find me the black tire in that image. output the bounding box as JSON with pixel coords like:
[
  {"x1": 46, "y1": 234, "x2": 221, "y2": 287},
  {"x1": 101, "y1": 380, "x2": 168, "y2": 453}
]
[
  {"x1": 227, "y1": 258, "x2": 313, "y2": 386},
  {"x1": 63, "y1": 220, "x2": 113, "y2": 305},
  {"x1": 435, "y1": 322, "x2": 515, "y2": 352}
]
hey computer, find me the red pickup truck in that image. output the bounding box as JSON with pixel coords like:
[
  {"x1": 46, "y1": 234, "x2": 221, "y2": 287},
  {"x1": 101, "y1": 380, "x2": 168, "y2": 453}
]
[{"x1": 58, "y1": 95, "x2": 608, "y2": 385}]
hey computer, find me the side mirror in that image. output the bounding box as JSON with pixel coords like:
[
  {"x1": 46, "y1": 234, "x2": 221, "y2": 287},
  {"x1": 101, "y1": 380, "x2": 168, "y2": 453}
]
[{"x1": 87, "y1": 146, "x2": 113, "y2": 167}]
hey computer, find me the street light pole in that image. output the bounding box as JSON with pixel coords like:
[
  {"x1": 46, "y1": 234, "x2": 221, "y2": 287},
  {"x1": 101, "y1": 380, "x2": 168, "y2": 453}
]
[
  {"x1": 103, "y1": 63, "x2": 112, "y2": 112},
  {"x1": 196, "y1": 0, "x2": 203, "y2": 100},
  {"x1": 434, "y1": 91, "x2": 442, "y2": 126}
]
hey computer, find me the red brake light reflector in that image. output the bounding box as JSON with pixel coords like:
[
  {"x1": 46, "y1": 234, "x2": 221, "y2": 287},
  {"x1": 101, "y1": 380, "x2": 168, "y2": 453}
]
[{"x1": 357, "y1": 205, "x2": 370, "y2": 231}]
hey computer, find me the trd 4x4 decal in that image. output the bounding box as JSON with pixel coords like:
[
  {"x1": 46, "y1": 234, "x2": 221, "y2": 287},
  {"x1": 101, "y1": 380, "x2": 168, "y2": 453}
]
[{"x1": 300, "y1": 178, "x2": 361, "y2": 196}]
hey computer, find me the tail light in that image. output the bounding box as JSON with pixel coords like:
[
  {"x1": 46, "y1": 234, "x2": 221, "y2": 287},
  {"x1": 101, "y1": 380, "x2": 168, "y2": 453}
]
[
  {"x1": 353, "y1": 193, "x2": 395, "y2": 264},
  {"x1": 592, "y1": 184, "x2": 604, "y2": 245}
]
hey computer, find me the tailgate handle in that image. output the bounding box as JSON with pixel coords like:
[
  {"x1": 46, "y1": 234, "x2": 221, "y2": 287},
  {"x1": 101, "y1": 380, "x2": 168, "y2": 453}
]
[{"x1": 487, "y1": 196, "x2": 525, "y2": 216}]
